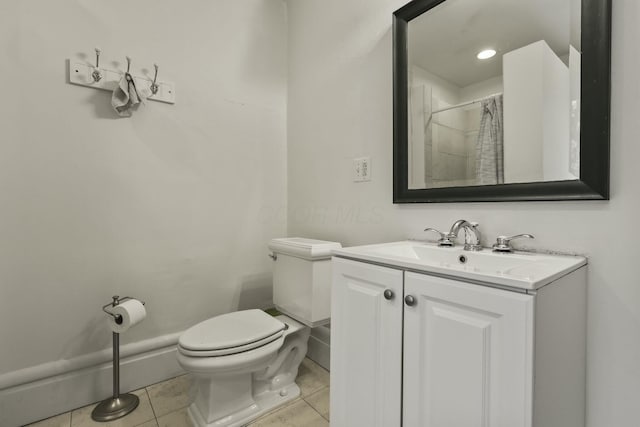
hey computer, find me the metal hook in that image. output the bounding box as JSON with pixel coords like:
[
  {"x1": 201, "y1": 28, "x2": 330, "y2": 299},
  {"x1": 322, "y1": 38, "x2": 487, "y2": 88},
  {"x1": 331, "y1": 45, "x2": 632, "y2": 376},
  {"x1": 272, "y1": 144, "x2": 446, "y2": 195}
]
[
  {"x1": 125, "y1": 56, "x2": 131, "y2": 74},
  {"x1": 150, "y1": 63, "x2": 159, "y2": 95},
  {"x1": 92, "y1": 47, "x2": 103, "y2": 82}
]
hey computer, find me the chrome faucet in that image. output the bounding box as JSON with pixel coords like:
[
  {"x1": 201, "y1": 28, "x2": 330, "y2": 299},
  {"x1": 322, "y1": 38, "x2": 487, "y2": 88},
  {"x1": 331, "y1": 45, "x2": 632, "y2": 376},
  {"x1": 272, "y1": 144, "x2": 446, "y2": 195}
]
[{"x1": 448, "y1": 219, "x2": 482, "y2": 251}]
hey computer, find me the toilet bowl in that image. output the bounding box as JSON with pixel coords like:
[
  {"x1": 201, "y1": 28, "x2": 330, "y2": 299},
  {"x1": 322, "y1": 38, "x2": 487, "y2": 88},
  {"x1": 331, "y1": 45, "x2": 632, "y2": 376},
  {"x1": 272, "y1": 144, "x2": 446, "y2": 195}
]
[
  {"x1": 177, "y1": 238, "x2": 341, "y2": 427},
  {"x1": 178, "y1": 310, "x2": 310, "y2": 427}
]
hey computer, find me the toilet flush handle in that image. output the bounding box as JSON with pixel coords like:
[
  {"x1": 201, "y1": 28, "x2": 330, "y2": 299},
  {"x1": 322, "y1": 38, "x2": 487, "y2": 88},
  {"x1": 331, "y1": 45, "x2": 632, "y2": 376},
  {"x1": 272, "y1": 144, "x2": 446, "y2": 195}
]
[{"x1": 268, "y1": 253, "x2": 277, "y2": 261}]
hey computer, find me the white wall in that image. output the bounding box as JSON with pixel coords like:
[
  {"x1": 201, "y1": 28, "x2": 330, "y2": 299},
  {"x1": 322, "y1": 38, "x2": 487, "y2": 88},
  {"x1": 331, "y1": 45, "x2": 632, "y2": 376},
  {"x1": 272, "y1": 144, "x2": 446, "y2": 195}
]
[
  {"x1": 0, "y1": 0, "x2": 287, "y2": 377},
  {"x1": 459, "y1": 75, "x2": 503, "y2": 103},
  {"x1": 503, "y1": 40, "x2": 571, "y2": 183},
  {"x1": 503, "y1": 42, "x2": 543, "y2": 182},
  {"x1": 287, "y1": 1, "x2": 639, "y2": 427},
  {"x1": 412, "y1": 65, "x2": 461, "y2": 106},
  {"x1": 541, "y1": 44, "x2": 572, "y2": 181},
  {"x1": 409, "y1": 85, "x2": 428, "y2": 188}
]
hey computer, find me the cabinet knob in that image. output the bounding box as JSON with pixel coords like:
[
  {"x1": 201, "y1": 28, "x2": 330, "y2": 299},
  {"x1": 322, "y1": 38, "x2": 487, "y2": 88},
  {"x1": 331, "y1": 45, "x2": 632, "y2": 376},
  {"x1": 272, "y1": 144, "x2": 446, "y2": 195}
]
[
  {"x1": 404, "y1": 295, "x2": 416, "y2": 306},
  {"x1": 383, "y1": 289, "x2": 394, "y2": 300}
]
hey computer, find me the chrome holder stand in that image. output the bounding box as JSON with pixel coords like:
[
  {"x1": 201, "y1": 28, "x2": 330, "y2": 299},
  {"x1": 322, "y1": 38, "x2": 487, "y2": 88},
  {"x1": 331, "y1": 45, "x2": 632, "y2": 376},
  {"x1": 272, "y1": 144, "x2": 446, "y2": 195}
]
[{"x1": 91, "y1": 296, "x2": 140, "y2": 421}]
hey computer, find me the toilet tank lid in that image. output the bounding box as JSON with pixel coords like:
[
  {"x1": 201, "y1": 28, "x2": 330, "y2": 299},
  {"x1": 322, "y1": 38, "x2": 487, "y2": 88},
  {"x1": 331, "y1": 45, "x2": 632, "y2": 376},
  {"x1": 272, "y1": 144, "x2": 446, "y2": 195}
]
[{"x1": 268, "y1": 237, "x2": 342, "y2": 260}]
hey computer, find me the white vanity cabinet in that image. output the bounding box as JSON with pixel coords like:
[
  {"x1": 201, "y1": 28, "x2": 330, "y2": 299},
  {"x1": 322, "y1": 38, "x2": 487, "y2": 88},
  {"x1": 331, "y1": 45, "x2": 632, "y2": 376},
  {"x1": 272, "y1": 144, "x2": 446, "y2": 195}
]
[
  {"x1": 330, "y1": 256, "x2": 586, "y2": 427},
  {"x1": 403, "y1": 272, "x2": 533, "y2": 427},
  {"x1": 330, "y1": 258, "x2": 403, "y2": 427}
]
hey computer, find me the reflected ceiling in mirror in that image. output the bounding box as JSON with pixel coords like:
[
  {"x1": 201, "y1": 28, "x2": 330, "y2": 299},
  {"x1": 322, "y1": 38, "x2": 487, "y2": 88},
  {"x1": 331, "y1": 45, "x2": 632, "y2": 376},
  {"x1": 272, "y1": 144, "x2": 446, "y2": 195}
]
[{"x1": 407, "y1": 0, "x2": 582, "y2": 190}]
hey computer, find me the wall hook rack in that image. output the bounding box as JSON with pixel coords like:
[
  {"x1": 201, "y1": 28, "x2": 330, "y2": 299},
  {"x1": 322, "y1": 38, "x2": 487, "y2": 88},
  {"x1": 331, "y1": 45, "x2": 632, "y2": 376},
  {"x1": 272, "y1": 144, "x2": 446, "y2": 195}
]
[
  {"x1": 68, "y1": 49, "x2": 175, "y2": 104},
  {"x1": 92, "y1": 47, "x2": 103, "y2": 82},
  {"x1": 150, "y1": 64, "x2": 159, "y2": 95}
]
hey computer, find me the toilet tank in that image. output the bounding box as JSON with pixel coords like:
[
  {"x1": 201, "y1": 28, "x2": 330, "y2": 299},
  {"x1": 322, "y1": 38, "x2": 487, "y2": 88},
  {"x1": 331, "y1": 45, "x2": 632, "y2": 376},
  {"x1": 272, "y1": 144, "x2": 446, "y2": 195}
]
[{"x1": 268, "y1": 238, "x2": 342, "y2": 327}]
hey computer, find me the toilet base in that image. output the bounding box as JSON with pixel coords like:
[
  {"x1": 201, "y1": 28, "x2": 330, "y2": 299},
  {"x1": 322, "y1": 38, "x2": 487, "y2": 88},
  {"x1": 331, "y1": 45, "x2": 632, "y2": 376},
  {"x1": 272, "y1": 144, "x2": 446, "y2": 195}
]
[{"x1": 187, "y1": 382, "x2": 301, "y2": 427}]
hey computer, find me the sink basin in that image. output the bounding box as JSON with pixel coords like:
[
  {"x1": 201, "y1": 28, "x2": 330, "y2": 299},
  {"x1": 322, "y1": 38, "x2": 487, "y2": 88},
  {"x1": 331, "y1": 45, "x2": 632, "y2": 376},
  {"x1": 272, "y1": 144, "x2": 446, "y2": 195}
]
[{"x1": 332, "y1": 241, "x2": 586, "y2": 290}]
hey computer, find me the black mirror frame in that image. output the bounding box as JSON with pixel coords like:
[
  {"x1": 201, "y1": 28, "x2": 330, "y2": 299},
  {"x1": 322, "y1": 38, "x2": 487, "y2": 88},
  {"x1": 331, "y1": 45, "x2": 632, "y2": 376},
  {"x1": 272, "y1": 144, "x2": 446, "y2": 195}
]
[{"x1": 393, "y1": 0, "x2": 611, "y2": 203}]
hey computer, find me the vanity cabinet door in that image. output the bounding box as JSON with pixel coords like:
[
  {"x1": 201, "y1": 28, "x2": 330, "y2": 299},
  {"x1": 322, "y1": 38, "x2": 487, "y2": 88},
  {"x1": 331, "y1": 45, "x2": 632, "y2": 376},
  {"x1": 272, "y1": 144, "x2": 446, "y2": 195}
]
[
  {"x1": 330, "y1": 257, "x2": 403, "y2": 427},
  {"x1": 403, "y1": 272, "x2": 535, "y2": 427}
]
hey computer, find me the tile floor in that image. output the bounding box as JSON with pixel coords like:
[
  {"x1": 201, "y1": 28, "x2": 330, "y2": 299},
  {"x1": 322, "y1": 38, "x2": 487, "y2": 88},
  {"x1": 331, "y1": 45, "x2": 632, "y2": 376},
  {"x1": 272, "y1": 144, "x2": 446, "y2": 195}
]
[{"x1": 25, "y1": 358, "x2": 330, "y2": 427}]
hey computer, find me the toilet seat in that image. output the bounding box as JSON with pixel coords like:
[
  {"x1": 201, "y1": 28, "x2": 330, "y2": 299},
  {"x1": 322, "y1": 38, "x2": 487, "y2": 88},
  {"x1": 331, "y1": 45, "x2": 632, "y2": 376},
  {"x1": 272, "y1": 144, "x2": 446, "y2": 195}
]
[
  {"x1": 178, "y1": 309, "x2": 286, "y2": 357},
  {"x1": 179, "y1": 330, "x2": 284, "y2": 357}
]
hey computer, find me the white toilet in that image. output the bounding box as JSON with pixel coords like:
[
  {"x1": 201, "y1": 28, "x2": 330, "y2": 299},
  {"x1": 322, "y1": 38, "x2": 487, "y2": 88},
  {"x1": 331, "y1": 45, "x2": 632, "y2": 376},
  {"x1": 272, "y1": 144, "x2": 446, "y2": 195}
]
[{"x1": 177, "y1": 237, "x2": 341, "y2": 427}]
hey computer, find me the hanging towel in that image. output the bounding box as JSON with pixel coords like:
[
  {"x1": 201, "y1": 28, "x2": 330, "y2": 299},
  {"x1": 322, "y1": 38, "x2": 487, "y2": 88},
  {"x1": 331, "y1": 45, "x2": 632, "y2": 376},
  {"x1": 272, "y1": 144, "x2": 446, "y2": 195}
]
[
  {"x1": 111, "y1": 73, "x2": 145, "y2": 117},
  {"x1": 475, "y1": 95, "x2": 504, "y2": 185}
]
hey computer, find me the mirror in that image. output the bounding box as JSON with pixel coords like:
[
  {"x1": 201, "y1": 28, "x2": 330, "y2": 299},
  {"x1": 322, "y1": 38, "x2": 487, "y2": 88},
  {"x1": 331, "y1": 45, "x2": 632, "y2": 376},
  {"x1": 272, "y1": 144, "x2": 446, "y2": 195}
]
[{"x1": 393, "y1": 0, "x2": 611, "y2": 203}]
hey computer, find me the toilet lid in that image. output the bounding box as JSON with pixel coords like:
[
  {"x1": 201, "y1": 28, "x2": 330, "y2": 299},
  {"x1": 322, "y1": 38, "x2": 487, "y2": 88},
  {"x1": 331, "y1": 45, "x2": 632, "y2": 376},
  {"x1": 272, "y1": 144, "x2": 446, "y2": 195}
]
[{"x1": 179, "y1": 309, "x2": 286, "y2": 352}]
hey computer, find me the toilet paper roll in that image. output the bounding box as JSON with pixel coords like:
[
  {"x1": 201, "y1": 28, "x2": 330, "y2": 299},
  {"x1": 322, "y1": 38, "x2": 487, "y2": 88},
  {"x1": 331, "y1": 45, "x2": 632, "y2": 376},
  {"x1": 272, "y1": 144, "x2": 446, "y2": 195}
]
[{"x1": 108, "y1": 299, "x2": 146, "y2": 333}]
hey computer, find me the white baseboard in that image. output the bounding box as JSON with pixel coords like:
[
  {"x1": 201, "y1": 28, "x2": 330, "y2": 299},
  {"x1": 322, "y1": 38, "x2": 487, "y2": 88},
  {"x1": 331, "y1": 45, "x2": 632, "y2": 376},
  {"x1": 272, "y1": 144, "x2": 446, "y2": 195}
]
[{"x1": 0, "y1": 333, "x2": 184, "y2": 427}]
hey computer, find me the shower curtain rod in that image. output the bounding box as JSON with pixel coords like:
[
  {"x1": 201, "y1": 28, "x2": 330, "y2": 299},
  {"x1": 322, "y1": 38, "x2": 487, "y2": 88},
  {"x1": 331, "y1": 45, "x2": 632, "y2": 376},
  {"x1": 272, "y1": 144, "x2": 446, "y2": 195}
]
[{"x1": 431, "y1": 92, "x2": 503, "y2": 115}]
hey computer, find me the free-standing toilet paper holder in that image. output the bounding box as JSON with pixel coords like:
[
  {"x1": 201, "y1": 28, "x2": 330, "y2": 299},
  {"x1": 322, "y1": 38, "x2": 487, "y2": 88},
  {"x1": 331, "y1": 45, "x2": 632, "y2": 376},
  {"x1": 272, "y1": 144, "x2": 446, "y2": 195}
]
[{"x1": 91, "y1": 295, "x2": 146, "y2": 422}]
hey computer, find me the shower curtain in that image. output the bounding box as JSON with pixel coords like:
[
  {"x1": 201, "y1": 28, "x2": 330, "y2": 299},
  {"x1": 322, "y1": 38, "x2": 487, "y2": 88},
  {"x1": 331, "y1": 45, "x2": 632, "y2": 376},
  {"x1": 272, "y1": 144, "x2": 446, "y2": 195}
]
[{"x1": 475, "y1": 95, "x2": 504, "y2": 185}]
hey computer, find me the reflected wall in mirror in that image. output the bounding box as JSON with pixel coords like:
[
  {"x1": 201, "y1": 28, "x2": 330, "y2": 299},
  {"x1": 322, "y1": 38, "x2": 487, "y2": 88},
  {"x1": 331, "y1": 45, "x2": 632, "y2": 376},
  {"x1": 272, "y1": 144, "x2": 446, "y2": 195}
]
[{"x1": 393, "y1": 0, "x2": 611, "y2": 202}]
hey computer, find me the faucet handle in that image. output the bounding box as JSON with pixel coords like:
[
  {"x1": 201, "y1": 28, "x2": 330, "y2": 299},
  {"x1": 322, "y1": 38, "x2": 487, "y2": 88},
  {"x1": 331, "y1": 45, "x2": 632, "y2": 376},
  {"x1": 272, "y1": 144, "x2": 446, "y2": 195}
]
[
  {"x1": 492, "y1": 234, "x2": 535, "y2": 253},
  {"x1": 424, "y1": 228, "x2": 455, "y2": 247}
]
